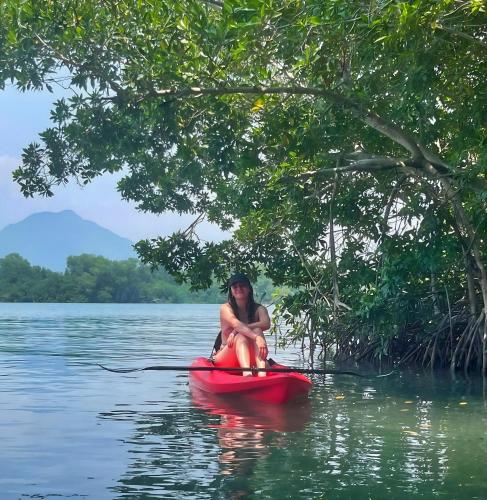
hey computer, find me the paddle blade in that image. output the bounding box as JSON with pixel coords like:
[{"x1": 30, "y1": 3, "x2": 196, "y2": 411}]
[{"x1": 98, "y1": 364, "x2": 145, "y2": 373}]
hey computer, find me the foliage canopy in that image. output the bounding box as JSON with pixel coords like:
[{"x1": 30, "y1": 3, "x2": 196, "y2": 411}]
[{"x1": 1, "y1": 0, "x2": 486, "y2": 368}]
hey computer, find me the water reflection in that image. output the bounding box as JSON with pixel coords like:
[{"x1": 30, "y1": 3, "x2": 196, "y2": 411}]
[
  {"x1": 96, "y1": 382, "x2": 311, "y2": 499},
  {"x1": 191, "y1": 385, "x2": 312, "y2": 433},
  {"x1": 192, "y1": 386, "x2": 311, "y2": 451},
  {"x1": 191, "y1": 385, "x2": 312, "y2": 498}
]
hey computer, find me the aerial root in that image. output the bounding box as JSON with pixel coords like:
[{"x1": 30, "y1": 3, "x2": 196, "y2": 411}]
[{"x1": 318, "y1": 311, "x2": 487, "y2": 373}]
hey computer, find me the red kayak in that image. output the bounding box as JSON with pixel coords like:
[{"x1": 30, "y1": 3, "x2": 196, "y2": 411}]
[{"x1": 189, "y1": 357, "x2": 312, "y2": 404}]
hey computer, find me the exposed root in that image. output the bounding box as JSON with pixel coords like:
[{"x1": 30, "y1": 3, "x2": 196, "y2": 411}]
[{"x1": 315, "y1": 310, "x2": 487, "y2": 373}]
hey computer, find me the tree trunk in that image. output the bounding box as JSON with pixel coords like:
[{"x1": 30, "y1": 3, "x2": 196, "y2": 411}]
[
  {"x1": 431, "y1": 269, "x2": 441, "y2": 316},
  {"x1": 329, "y1": 173, "x2": 339, "y2": 315}
]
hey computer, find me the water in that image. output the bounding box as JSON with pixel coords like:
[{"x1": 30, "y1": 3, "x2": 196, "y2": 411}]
[{"x1": 1, "y1": 303, "x2": 486, "y2": 499}]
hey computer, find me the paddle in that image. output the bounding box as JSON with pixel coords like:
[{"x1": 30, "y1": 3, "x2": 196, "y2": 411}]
[{"x1": 98, "y1": 360, "x2": 395, "y2": 378}]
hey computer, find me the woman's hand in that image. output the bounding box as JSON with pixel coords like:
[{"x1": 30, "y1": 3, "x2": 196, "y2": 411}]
[
  {"x1": 255, "y1": 334, "x2": 268, "y2": 360},
  {"x1": 227, "y1": 331, "x2": 236, "y2": 348}
]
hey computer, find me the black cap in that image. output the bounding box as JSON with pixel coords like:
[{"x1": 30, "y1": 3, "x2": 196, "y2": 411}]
[{"x1": 228, "y1": 272, "x2": 251, "y2": 288}]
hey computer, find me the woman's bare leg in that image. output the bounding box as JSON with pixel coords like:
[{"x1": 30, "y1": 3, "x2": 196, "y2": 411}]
[
  {"x1": 251, "y1": 343, "x2": 268, "y2": 377},
  {"x1": 214, "y1": 330, "x2": 268, "y2": 377},
  {"x1": 250, "y1": 328, "x2": 268, "y2": 377},
  {"x1": 213, "y1": 334, "x2": 253, "y2": 376},
  {"x1": 234, "y1": 334, "x2": 253, "y2": 376},
  {"x1": 213, "y1": 343, "x2": 239, "y2": 367},
  {"x1": 255, "y1": 354, "x2": 267, "y2": 377}
]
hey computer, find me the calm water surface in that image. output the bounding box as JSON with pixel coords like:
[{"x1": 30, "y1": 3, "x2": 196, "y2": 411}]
[{"x1": 1, "y1": 303, "x2": 486, "y2": 499}]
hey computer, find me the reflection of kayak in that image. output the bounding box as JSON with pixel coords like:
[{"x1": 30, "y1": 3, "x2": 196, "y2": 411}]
[
  {"x1": 189, "y1": 357, "x2": 312, "y2": 404},
  {"x1": 191, "y1": 385, "x2": 312, "y2": 432}
]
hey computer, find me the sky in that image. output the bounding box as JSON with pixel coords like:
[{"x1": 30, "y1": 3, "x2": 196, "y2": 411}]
[{"x1": 0, "y1": 83, "x2": 226, "y2": 243}]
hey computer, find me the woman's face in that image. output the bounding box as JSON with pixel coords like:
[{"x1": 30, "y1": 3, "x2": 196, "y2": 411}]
[{"x1": 231, "y1": 282, "x2": 250, "y2": 301}]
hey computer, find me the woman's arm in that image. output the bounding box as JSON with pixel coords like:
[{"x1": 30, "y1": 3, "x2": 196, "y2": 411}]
[
  {"x1": 220, "y1": 304, "x2": 262, "y2": 341},
  {"x1": 247, "y1": 305, "x2": 271, "y2": 332}
]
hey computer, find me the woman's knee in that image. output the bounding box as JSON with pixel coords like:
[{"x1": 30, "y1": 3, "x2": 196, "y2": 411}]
[{"x1": 235, "y1": 333, "x2": 250, "y2": 347}]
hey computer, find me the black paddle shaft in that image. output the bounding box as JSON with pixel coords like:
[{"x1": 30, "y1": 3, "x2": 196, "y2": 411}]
[{"x1": 97, "y1": 363, "x2": 376, "y2": 377}]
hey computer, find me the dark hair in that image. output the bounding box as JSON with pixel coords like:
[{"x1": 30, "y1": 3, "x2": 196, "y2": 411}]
[{"x1": 228, "y1": 282, "x2": 258, "y2": 323}]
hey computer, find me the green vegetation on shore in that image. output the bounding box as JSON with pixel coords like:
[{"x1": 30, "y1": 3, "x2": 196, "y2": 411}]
[{"x1": 0, "y1": 253, "x2": 274, "y2": 304}]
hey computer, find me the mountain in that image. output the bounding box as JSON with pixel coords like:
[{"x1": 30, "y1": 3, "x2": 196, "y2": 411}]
[{"x1": 0, "y1": 210, "x2": 137, "y2": 271}]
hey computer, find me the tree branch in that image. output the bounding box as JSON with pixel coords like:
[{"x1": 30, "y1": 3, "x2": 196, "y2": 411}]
[
  {"x1": 34, "y1": 34, "x2": 126, "y2": 98},
  {"x1": 299, "y1": 156, "x2": 416, "y2": 179},
  {"x1": 181, "y1": 213, "x2": 206, "y2": 240},
  {"x1": 437, "y1": 25, "x2": 487, "y2": 48},
  {"x1": 381, "y1": 174, "x2": 409, "y2": 238},
  {"x1": 329, "y1": 170, "x2": 340, "y2": 313},
  {"x1": 151, "y1": 85, "x2": 426, "y2": 160},
  {"x1": 203, "y1": 0, "x2": 223, "y2": 7}
]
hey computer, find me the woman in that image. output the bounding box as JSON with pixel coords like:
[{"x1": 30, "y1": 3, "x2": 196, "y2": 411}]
[{"x1": 213, "y1": 273, "x2": 271, "y2": 376}]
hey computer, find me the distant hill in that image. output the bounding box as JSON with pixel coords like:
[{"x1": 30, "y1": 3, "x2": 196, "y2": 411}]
[{"x1": 0, "y1": 210, "x2": 136, "y2": 271}]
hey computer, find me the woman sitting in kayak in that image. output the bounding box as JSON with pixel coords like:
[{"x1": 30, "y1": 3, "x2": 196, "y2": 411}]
[{"x1": 213, "y1": 273, "x2": 271, "y2": 377}]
